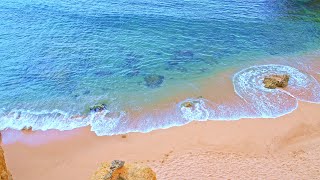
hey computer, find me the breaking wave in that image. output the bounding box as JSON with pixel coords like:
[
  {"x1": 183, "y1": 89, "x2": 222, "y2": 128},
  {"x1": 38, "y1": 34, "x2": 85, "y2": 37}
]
[
  {"x1": 179, "y1": 64, "x2": 320, "y2": 120},
  {"x1": 1, "y1": 64, "x2": 320, "y2": 136}
]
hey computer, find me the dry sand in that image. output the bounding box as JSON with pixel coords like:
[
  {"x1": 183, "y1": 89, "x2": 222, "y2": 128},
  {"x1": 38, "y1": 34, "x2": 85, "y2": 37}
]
[{"x1": 1, "y1": 101, "x2": 320, "y2": 180}]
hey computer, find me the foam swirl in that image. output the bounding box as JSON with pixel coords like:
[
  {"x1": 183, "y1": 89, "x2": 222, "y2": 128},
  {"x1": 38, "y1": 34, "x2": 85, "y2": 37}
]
[
  {"x1": 178, "y1": 98, "x2": 211, "y2": 121},
  {"x1": 178, "y1": 64, "x2": 320, "y2": 121},
  {"x1": 233, "y1": 64, "x2": 320, "y2": 117}
]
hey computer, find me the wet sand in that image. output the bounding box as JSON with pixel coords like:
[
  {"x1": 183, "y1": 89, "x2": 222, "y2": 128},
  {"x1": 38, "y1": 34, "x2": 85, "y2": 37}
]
[{"x1": 1, "y1": 101, "x2": 320, "y2": 179}]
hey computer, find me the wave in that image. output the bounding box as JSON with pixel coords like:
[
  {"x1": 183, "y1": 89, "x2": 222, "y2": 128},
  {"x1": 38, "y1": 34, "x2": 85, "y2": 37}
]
[
  {"x1": 0, "y1": 108, "x2": 124, "y2": 135},
  {"x1": 1, "y1": 64, "x2": 319, "y2": 136},
  {"x1": 180, "y1": 64, "x2": 320, "y2": 120}
]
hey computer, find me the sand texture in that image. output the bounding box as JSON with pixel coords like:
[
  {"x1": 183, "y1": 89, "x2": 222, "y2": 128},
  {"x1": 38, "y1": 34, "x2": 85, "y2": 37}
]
[{"x1": 1, "y1": 102, "x2": 320, "y2": 179}]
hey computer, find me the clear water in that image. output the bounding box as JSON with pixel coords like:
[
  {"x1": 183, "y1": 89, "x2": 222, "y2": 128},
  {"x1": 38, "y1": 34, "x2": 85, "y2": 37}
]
[{"x1": 1, "y1": 0, "x2": 320, "y2": 135}]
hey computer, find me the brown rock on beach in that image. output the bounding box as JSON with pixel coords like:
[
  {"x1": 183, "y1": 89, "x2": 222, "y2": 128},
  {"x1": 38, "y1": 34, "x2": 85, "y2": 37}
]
[
  {"x1": 263, "y1": 74, "x2": 290, "y2": 89},
  {"x1": 0, "y1": 135, "x2": 12, "y2": 180},
  {"x1": 181, "y1": 102, "x2": 194, "y2": 108},
  {"x1": 22, "y1": 126, "x2": 32, "y2": 131},
  {"x1": 92, "y1": 160, "x2": 156, "y2": 180}
]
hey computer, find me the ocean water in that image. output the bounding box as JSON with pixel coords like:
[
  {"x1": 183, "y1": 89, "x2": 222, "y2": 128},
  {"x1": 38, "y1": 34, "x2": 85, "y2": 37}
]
[{"x1": 1, "y1": 0, "x2": 320, "y2": 135}]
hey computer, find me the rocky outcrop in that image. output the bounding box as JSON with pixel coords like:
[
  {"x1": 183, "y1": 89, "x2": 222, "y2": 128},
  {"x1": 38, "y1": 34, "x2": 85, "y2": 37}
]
[
  {"x1": 104, "y1": 160, "x2": 125, "y2": 179},
  {"x1": 263, "y1": 74, "x2": 290, "y2": 89},
  {"x1": 92, "y1": 160, "x2": 156, "y2": 180},
  {"x1": 0, "y1": 135, "x2": 12, "y2": 180}
]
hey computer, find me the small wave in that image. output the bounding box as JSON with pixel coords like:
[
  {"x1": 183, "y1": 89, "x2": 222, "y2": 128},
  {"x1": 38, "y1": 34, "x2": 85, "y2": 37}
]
[
  {"x1": 0, "y1": 109, "x2": 87, "y2": 131},
  {"x1": 1, "y1": 64, "x2": 320, "y2": 136},
  {"x1": 0, "y1": 108, "x2": 126, "y2": 136},
  {"x1": 90, "y1": 111, "x2": 126, "y2": 136},
  {"x1": 233, "y1": 64, "x2": 320, "y2": 104},
  {"x1": 178, "y1": 64, "x2": 320, "y2": 121},
  {"x1": 178, "y1": 98, "x2": 211, "y2": 121}
]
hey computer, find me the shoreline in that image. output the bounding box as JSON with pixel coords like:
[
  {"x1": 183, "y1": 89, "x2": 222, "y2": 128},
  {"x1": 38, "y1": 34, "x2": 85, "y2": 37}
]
[
  {"x1": 1, "y1": 62, "x2": 319, "y2": 136},
  {"x1": 1, "y1": 52, "x2": 320, "y2": 179},
  {"x1": 2, "y1": 101, "x2": 320, "y2": 179},
  {"x1": 0, "y1": 49, "x2": 319, "y2": 136}
]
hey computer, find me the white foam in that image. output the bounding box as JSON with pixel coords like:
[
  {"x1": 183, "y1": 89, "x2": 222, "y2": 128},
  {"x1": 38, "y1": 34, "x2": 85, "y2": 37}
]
[
  {"x1": 233, "y1": 64, "x2": 320, "y2": 104},
  {"x1": 178, "y1": 64, "x2": 320, "y2": 121},
  {"x1": 1, "y1": 64, "x2": 320, "y2": 137},
  {"x1": 178, "y1": 98, "x2": 210, "y2": 121}
]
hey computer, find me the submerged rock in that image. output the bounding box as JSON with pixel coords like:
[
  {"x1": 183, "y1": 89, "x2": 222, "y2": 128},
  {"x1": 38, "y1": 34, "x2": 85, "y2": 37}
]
[
  {"x1": 0, "y1": 135, "x2": 13, "y2": 180},
  {"x1": 92, "y1": 160, "x2": 156, "y2": 180},
  {"x1": 89, "y1": 104, "x2": 108, "y2": 113},
  {"x1": 144, "y1": 75, "x2": 165, "y2": 88},
  {"x1": 123, "y1": 52, "x2": 142, "y2": 69},
  {"x1": 263, "y1": 74, "x2": 290, "y2": 89},
  {"x1": 166, "y1": 50, "x2": 194, "y2": 69}
]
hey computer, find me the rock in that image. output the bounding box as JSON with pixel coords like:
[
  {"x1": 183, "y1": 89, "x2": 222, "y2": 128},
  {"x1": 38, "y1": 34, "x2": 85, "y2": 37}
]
[
  {"x1": 144, "y1": 75, "x2": 164, "y2": 88},
  {"x1": 263, "y1": 74, "x2": 290, "y2": 89},
  {"x1": 121, "y1": 135, "x2": 127, "y2": 138},
  {"x1": 181, "y1": 99, "x2": 202, "y2": 108},
  {"x1": 92, "y1": 160, "x2": 156, "y2": 180},
  {"x1": 166, "y1": 50, "x2": 194, "y2": 69},
  {"x1": 110, "y1": 160, "x2": 125, "y2": 171},
  {"x1": 22, "y1": 126, "x2": 32, "y2": 131},
  {"x1": 0, "y1": 135, "x2": 13, "y2": 180},
  {"x1": 102, "y1": 160, "x2": 125, "y2": 179},
  {"x1": 181, "y1": 102, "x2": 194, "y2": 108},
  {"x1": 123, "y1": 53, "x2": 142, "y2": 69},
  {"x1": 90, "y1": 104, "x2": 107, "y2": 113}
]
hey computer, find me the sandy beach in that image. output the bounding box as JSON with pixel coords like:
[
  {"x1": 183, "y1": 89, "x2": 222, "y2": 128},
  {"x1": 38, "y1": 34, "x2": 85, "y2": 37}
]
[{"x1": 1, "y1": 100, "x2": 319, "y2": 179}]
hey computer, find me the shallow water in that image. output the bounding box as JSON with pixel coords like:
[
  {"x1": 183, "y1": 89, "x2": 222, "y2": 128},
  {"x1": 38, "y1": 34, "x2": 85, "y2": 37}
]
[{"x1": 0, "y1": 0, "x2": 320, "y2": 135}]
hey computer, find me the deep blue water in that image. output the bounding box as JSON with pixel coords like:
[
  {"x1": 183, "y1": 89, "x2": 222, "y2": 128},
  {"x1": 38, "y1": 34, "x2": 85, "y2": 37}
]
[{"x1": 0, "y1": 0, "x2": 320, "y2": 135}]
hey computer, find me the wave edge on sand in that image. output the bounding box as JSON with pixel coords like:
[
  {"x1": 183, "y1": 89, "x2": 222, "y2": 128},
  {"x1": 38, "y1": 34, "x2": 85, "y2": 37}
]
[{"x1": 1, "y1": 64, "x2": 320, "y2": 136}]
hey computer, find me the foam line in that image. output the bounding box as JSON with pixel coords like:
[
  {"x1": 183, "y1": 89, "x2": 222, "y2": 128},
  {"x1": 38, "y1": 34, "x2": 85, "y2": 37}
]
[{"x1": 1, "y1": 64, "x2": 320, "y2": 137}]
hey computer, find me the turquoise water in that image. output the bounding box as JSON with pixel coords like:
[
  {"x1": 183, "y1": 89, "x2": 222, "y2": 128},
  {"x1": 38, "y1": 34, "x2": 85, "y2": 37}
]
[{"x1": 0, "y1": 0, "x2": 320, "y2": 135}]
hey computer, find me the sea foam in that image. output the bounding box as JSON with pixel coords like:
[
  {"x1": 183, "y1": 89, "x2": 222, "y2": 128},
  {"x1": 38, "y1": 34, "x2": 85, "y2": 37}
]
[
  {"x1": 179, "y1": 64, "x2": 320, "y2": 121},
  {"x1": 1, "y1": 65, "x2": 320, "y2": 136}
]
